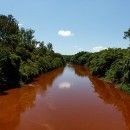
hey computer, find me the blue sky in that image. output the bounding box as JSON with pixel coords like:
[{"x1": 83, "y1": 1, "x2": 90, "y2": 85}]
[{"x1": 0, "y1": 0, "x2": 130, "y2": 54}]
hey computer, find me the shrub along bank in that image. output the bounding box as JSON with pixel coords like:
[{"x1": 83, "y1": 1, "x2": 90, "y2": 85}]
[
  {"x1": 70, "y1": 48, "x2": 130, "y2": 93},
  {"x1": 0, "y1": 14, "x2": 66, "y2": 91}
]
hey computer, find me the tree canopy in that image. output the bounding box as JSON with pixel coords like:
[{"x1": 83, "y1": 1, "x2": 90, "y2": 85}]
[
  {"x1": 70, "y1": 48, "x2": 130, "y2": 93},
  {"x1": 124, "y1": 28, "x2": 130, "y2": 41},
  {"x1": 0, "y1": 14, "x2": 66, "y2": 91}
]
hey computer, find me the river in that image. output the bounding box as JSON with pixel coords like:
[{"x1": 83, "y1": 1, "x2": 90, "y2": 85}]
[{"x1": 0, "y1": 64, "x2": 130, "y2": 130}]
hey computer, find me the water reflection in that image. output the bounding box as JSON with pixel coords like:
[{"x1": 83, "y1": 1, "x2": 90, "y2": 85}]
[
  {"x1": 72, "y1": 64, "x2": 130, "y2": 130},
  {"x1": 0, "y1": 86, "x2": 37, "y2": 130},
  {"x1": 88, "y1": 73, "x2": 130, "y2": 130},
  {"x1": 71, "y1": 64, "x2": 89, "y2": 77},
  {"x1": 33, "y1": 67, "x2": 64, "y2": 89},
  {"x1": 0, "y1": 67, "x2": 64, "y2": 130},
  {"x1": 59, "y1": 82, "x2": 71, "y2": 89},
  {"x1": 1, "y1": 64, "x2": 130, "y2": 130}
]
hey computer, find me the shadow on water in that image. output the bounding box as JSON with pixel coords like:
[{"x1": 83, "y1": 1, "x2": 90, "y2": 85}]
[
  {"x1": 32, "y1": 66, "x2": 64, "y2": 91},
  {"x1": 0, "y1": 86, "x2": 37, "y2": 130},
  {"x1": 71, "y1": 64, "x2": 130, "y2": 130},
  {"x1": 88, "y1": 72, "x2": 130, "y2": 130},
  {"x1": 0, "y1": 91, "x2": 8, "y2": 96},
  {"x1": 70, "y1": 64, "x2": 90, "y2": 77},
  {"x1": 0, "y1": 66, "x2": 65, "y2": 130},
  {"x1": 1, "y1": 64, "x2": 130, "y2": 130}
]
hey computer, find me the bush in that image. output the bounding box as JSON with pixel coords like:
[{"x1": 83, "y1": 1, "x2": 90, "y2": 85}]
[{"x1": 105, "y1": 59, "x2": 124, "y2": 84}]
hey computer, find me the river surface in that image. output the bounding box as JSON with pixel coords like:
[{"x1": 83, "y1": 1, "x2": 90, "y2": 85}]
[{"x1": 0, "y1": 64, "x2": 130, "y2": 130}]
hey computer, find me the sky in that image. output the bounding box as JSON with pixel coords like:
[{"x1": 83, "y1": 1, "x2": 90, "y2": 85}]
[{"x1": 0, "y1": 0, "x2": 130, "y2": 55}]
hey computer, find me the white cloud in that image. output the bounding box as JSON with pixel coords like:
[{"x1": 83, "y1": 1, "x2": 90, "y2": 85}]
[
  {"x1": 59, "y1": 82, "x2": 71, "y2": 89},
  {"x1": 18, "y1": 23, "x2": 23, "y2": 26},
  {"x1": 58, "y1": 30, "x2": 74, "y2": 37},
  {"x1": 92, "y1": 46, "x2": 107, "y2": 52}
]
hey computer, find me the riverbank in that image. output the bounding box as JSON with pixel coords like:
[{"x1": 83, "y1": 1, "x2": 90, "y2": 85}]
[
  {"x1": 70, "y1": 49, "x2": 130, "y2": 94},
  {"x1": 0, "y1": 15, "x2": 66, "y2": 91},
  {"x1": 0, "y1": 64, "x2": 129, "y2": 130}
]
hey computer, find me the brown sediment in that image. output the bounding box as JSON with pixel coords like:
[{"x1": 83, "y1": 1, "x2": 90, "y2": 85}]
[{"x1": 0, "y1": 65, "x2": 129, "y2": 130}]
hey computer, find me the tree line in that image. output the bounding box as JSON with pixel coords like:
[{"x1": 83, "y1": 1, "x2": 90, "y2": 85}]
[
  {"x1": 70, "y1": 29, "x2": 130, "y2": 93},
  {"x1": 1, "y1": 14, "x2": 130, "y2": 94},
  {"x1": 0, "y1": 14, "x2": 66, "y2": 91}
]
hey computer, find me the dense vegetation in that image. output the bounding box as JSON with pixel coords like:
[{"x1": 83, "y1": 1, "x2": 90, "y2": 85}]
[
  {"x1": 0, "y1": 14, "x2": 66, "y2": 91},
  {"x1": 70, "y1": 48, "x2": 130, "y2": 93},
  {"x1": 1, "y1": 14, "x2": 130, "y2": 94}
]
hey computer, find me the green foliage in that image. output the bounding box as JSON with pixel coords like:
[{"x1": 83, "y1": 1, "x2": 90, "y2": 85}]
[
  {"x1": 47, "y1": 42, "x2": 53, "y2": 51},
  {"x1": 71, "y1": 48, "x2": 130, "y2": 93},
  {"x1": 0, "y1": 44, "x2": 10, "y2": 84},
  {"x1": 20, "y1": 60, "x2": 39, "y2": 83},
  {"x1": 122, "y1": 58, "x2": 130, "y2": 83},
  {"x1": 63, "y1": 55, "x2": 72, "y2": 62},
  {"x1": 6, "y1": 54, "x2": 21, "y2": 87},
  {"x1": 124, "y1": 28, "x2": 130, "y2": 41},
  {"x1": 118, "y1": 83, "x2": 130, "y2": 94},
  {"x1": 70, "y1": 30, "x2": 130, "y2": 93},
  {"x1": 0, "y1": 15, "x2": 19, "y2": 39},
  {"x1": 0, "y1": 14, "x2": 66, "y2": 91},
  {"x1": 105, "y1": 59, "x2": 124, "y2": 84},
  {"x1": 0, "y1": 15, "x2": 19, "y2": 51},
  {"x1": 89, "y1": 48, "x2": 124, "y2": 77},
  {"x1": 70, "y1": 51, "x2": 91, "y2": 65},
  {"x1": 0, "y1": 47, "x2": 21, "y2": 88}
]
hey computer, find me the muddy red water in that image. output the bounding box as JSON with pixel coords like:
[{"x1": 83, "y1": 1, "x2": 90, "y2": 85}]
[{"x1": 0, "y1": 64, "x2": 130, "y2": 130}]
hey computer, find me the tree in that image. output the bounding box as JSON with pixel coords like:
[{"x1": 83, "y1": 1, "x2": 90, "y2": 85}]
[
  {"x1": 124, "y1": 28, "x2": 130, "y2": 52},
  {"x1": 0, "y1": 15, "x2": 19, "y2": 50},
  {"x1": 38, "y1": 41, "x2": 47, "y2": 55},
  {"x1": 124, "y1": 28, "x2": 130, "y2": 41},
  {"x1": 20, "y1": 28, "x2": 35, "y2": 44},
  {"x1": 47, "y1": 42, "x2": 53, "y2": 51},
  {"x1": 0, "y1": 14, "x2": 66, "y2": 91},
  {"x1": 123, "y1": 28, "x2": 130, "y2": 60}
]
